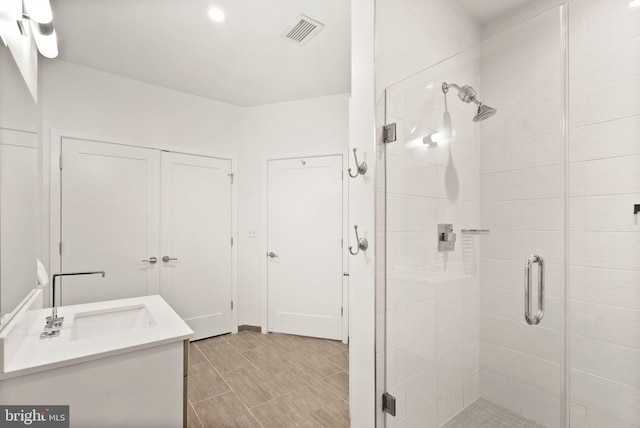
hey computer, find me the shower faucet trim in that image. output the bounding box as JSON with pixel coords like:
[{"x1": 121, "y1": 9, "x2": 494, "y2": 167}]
[{"x1": 438, "y1": 223, "x2": 457, "y2": 252}]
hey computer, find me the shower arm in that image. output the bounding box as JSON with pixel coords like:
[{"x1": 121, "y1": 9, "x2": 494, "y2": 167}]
[
  {"x1": 441, "y1": 82, "x2": 484, "y2": 105},
  {"x1": 442, "y1": 82, "x2": 461, "y2": 93}
]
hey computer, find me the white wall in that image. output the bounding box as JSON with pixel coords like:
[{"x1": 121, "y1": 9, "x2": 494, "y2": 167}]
[
  {"x1": 239, "y1": 94, "x2": 349, "y2": 326},
  {"x1": 39, "y1": 59, "x2": 349, "y2": 329},
  {"x1": 40, "y1": 60, "x2": 244, "y2": 154},
  {"x1": 39, "y1": 59, "x2": 244, "y2": 306},
  {"x1": 0, "y1": 47, "x2": 37, "y2": 127},
  {"x1": 375, "y1": 0, "x2": 480, "y2": 100},
  {"x1": 349, "y1": 0, "x2": 377, "y2": 425},
  {"x1": 0, "y1": 46, "x2": 38, "y2": 322},
  {"x1": 0, "y1": 0, "x2": 38, "y2": 101}
]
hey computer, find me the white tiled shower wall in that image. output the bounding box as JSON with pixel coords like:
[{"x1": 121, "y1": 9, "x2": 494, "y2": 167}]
[
  {"x1": 375, "y1": 1, "x2": 482, "y2": 427},
  {"x1": 377, "y1": 0, "x2": 640, "y2": 427},
  {"x1": 380, "y1": 58, "x2": 483, "y2": 427},
  {"x1": 477, "y1": 8, "x2": 565, "y2": 428},
  {"x1": 568, "y1": 0, "x2": 640, "y2": 426}
]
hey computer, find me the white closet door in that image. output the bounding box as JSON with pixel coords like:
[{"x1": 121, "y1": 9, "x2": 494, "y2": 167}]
[
  {"x1": 267, "y1": 155, "x2": 343, "y2": 340},
  {"x1": 60, "y1": 138, "x2": 161, "y2": 305},
  {"x1": 160, "y1": 152, "x2": 233, "y2": 340}
]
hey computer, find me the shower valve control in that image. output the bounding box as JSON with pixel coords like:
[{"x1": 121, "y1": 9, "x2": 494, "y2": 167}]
[{"x1": 438, "y1": 224, "x2": 456, "y2": 252}]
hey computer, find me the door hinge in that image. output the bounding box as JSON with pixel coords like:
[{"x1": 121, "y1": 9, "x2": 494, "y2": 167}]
[
  {"x1": 231, "y1": 300, "x2": 234, "y2": 310},
  {"x1": 59, "y1": 157, "x2": 63, "y2": 170},
  {"x1": 59, "y1": 242, "x2": 62, "y2": 255},
  {"x1": 228, "y1": 173, "x2": 234, "y2": 184},
  {"x1": 383, "y1": 123, "x2": 397, "y2": 144},
  {"x1": 231, "y1": 237, "x2": 234, "y2": 247},
  {"x1": 382, "y1": 392, "x2": 397, "y2": 416}
]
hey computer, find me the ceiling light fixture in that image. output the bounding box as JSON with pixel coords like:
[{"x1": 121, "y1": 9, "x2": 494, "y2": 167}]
[
  {"x1": 23, "y1": 0, "x2": 53, "y2": 24},
  {"x1": 19, "y1": 0, "x2": 58, "y2": 58},
  {"x1": 208, "y1": 8, "x2": 225, "y2": 23},
  {"x1": 30, "y1": 22, "x2": 57, "y2": 58}
]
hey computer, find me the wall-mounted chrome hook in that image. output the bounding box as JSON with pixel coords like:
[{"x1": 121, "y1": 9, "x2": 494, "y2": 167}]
[
  {"x1": 349, "y1": 225, "x2": 369, "y2": 255},
  {"x1": 348, "y1": 148, "x2": 368, "y2": 178}
]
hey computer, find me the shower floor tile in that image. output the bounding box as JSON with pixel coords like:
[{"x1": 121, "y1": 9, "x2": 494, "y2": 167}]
[{"x1": 443, "y1": 398, "x2": 546, "y2": 428}]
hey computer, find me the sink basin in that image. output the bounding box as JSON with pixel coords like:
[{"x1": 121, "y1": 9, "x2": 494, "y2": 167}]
[{"x1": 70, "y1": 304, "x2": 156, "y2": 341}]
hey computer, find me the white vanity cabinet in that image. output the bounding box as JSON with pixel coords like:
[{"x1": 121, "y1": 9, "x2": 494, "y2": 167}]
[{"x1": 0, "y1": 292, "x2": 193, "y2": 428}]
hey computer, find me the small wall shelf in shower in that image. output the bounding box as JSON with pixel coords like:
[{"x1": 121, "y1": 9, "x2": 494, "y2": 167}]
[{"x1": 461, "y1": 229, "x2": 490, "y2": 235}]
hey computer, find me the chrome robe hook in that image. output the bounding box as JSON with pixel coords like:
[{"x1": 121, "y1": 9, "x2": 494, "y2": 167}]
[
  {"x1": 348, "y1": 148, "x2": 367, "y2": 178},
  {"x1": 349, "y1": 225, "x2": 369, "y2": 255}
]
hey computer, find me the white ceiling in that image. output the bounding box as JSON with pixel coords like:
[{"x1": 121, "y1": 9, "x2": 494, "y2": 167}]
[
  {"x1": 452, "y1": 0, "x2": 537, "y2": 25},
  {"x1": 50, "y1": 0, "x2": 351, "y2": 107}
]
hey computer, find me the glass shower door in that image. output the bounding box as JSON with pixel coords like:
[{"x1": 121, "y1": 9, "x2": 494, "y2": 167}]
[{"x1": 377, "y1": 6, "x2": 567, "y2": 428}]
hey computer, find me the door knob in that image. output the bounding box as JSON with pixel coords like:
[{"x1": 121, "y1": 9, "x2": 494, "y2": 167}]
[
  {"x1": 162, "y1": 256, "x2": 178, "y2": 263},
  {"x1": 142, "y1": 257, "x2": 158, "y2": 264},
  {"x1": 267, "y1": 252, "x2": 279, "y2": 258}
]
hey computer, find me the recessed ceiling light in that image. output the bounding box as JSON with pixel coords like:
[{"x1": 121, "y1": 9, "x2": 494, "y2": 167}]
[{"x1": 208, "y1": 7, "x2": 225, "y2": 22}]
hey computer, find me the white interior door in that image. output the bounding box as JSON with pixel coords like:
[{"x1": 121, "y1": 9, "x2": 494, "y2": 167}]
[
  {"x1": 267, "y1": 155, "x2": 343, "y2": 340},
  {"x1": 160, "y1": 152, "x2": 233, "y2": 340},
  {"x1": 60, "y1": 138, "x2": 160, "y2": 305}
]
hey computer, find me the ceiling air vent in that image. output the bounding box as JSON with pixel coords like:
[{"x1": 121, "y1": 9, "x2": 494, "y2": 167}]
[{"x1": 282, "y1": 14, "x2": 324, "y2": 46}]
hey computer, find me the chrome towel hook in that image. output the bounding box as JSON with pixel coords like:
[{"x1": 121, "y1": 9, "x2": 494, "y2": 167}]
[
  {"x1": 348, "y1": 148, "x2": 367, "y2": 178},
  {"x1": 349, "y1": 225, "x2": 369, "y2": 255}
]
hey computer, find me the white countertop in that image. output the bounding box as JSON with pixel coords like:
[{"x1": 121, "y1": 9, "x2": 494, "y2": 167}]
[{"x1": 0, "y1": 295, "x2": 193, "y2": 380}]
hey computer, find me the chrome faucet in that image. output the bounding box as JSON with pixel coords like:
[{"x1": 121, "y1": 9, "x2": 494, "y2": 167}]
[{"x1": 40, "y1": 271, "x2": 106, "y2": 339}]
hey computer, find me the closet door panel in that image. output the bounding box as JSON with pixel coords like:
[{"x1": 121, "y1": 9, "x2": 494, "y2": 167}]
[
  {"x1": 160, "y1": 152, "x2": 233, "y2": 340},
  {"x1": 60, "y1": 138, "x2": 161, "y2": 305}
]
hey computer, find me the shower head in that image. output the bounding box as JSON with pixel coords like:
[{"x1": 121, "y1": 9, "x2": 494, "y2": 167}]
[
  {"x1": 442, "y1": 82, "x2": 497, "y2": 122},
  {"x1": 474, "y1": 103, "x2": 497, "y2": 122}
]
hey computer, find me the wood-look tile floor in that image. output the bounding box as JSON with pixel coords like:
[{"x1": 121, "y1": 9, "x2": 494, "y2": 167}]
[{"x1": 187, "y1": 331, "x2": 349, "y2": 428}]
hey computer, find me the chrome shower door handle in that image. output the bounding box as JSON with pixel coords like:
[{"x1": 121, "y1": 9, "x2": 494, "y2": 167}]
[
  {"x1": 524, "y1": 254, "x2": 545, "y2": 325},
  {"x1": 142, "y1": 257, "x2": 158, "y2": 264},
  {"x1": 267, "y1": 252, "x2": 279, "y2": 258}
]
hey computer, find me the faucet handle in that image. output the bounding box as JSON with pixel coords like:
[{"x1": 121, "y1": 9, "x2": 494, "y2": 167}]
[
  {"x1": 40, "y1": 329, "x2": 61, "y2": 339},
  {"x1": 438, "y1": 223, "x2": 457, "y2": 252},
  {"x1": 45, "y1": 315, "x2": 64, "y2": 328},
  {"x1": 41, "y1": 316, "x2": 63, "y2": 339}
]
